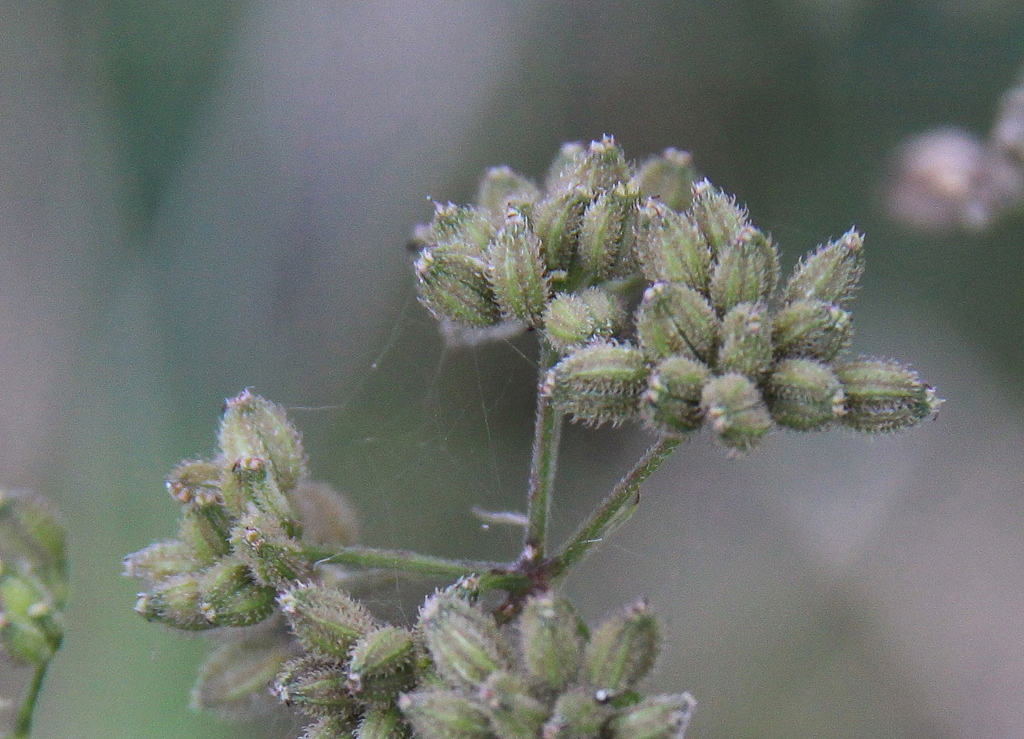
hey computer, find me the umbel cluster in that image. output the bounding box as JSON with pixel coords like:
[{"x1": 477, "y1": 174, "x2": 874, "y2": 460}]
[{"x1": 413, "y1": 137, "x2": 940, "y2": 450}]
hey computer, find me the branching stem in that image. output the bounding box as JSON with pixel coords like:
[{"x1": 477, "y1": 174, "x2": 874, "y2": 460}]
[
  {"x1": 524, "y1": 344, "x2": 562, "y2": 558},
  {"x1": 11, "y1": 662, "x2": 48, "y2": 739}
]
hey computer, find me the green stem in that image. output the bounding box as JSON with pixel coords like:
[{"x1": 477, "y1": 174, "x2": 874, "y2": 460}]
[
  {"x1": 11, "y1": 662, "x2": 48, "y2": 739},
  {"x1": 524, "y1": 345, "x2": 563, "y2": 558},
  {"x1": 308, "y1": 545, "x2": 502, "y2": 578},
  {"x1": 550, "y1": 436, "x2": 681, "y2": 579}
]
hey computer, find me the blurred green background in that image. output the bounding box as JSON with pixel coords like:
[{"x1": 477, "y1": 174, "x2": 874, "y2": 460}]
[{"x1": 3, "y1": 0, "x2": 1024, "y2": 737}]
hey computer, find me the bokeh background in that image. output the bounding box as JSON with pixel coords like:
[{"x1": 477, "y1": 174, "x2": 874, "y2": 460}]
[{"x1": 3, "y1": 1, "x2": 1024, "y2": 737}]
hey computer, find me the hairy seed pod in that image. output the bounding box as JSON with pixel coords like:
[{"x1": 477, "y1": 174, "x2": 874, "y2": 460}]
[
  {"x1": 347, "y1": 626, "x2": 418, "y2": 704},
  {"x1": 398, "y1": 690, "x2": 492, "y2": 739},
  {"x1": 519, "y1": 593, "x2": 587, "y2": 691},
  {"x1": 135, "y1": 570, "x2": 211, "y2": 630},
  {"x1": 608, "y1": 694, "x2": 696, "y2": 739},
  {"x1": 576, "y1": 181, "x2": 641, "y2": 283},
  {"x1": 771, "y1": 299, "x2": 852, "y2": 361},
  {"x1": 583, "y1": 600, "x2": 660, "y2": 693},
  {"x1": 178, "y1": 503, "x2": 232, "y2": 565},
  {"x1": 689, "y1": 179, "x2": 749, "y2": 257},
  {"x1": 192, "y1": 635, "x2": 292, "y2": 714},
  {"x1": 418, "y1": 589, "x2": 508, "y2": 690},
  {"x1": 700, "y1": 374, "x2": 773, "y2": 452},
  {"x1": 543, "y1": 687, "x2": 615, "y2": 739},
  {"x1": 219, "y1": 389, "x2": 307, "y2": 493},
  {"x1": 642, "y1": 356, "x2": 711, "y2": 435},
  {"x1": 533, "y1": 186, "x2": 593, "y2": 275},
  {"x1": 488, "y1": 209, "x2": 550, "y2": 324},
  {"x1": 166, "y1": 459, "x2": 222, "y2": 506},
  {"x1": 278, "y1": 582, "x2": 378, "y2": 660},
  {"x1": 198, "y1": 557, "x2": 277, "y2": 627},
  {"x1": 635, "y1": 282, "x2": 719, "y2": 362},
  {"x1": 559, "y1": 135, "x2": 630, "y2": 193},
  {"x1": 633, "y1": 200, "x2": 712, "y2": 291},
  {"x1": 547, "y1": 341, "x2": 649, "y2": 426},
  {"x1": 784, "y1": 229, "x2": 864, "y2": 306},
  {"x1": 632, "y1": 147, "x2": 698, "y2": 212},
  {"x1": 273, "y1": 655, "x2": 355, "y2": 718},
  {"x1": 477, "y1": 671, "x2": 549, "y2": 739},
  {"x1": 415, "y1": 246, "x2": 500, "y2": 328},
  {"x1": 230, "y1": 507, "x2": 311, "y2": 586},
  {"x1": 716, "y1": 302, "x2": 773, "y2": 380},
  {"x1": 302, "y1": 715, "x2": 359, "y2": 739},
  {"x1": 542, "y1": 288, "x2": 625, "y2": 354},
  {"x1": 123, "y1": 539, "x2": 201, "y2": 583},
  {"x1": 0, "y1": 566, "x2": 62, "y2": 664},
  {"x1": 544, "y1": 141, "x2": 587, "y2": 193},
  {"x1": 835, "y1": 358, "x2": 941, "y2": 432},
  {"x1": 766, "y1": 359, "x2": 845, "y2": 430},
  {"x1": 425, "y1": 203, "x2": 496, "y2": 256},
  {"x1": 357, "y1": 706, "x2": 407, "y2": 739},
  {"x1": 476, "y1": 166, "x2": 540, "y2": 226},
  {"x1": 222, "y1": 456, "x2": 300, "y2": 537},
  {"x1": 709, "y1": 226, "x2": 779, "y2": 315}
]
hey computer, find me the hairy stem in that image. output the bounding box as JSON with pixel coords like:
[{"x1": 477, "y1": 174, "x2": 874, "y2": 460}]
[
  {"x1": 11, "y1": 662, "x2": 48, "y2": 739},
  {"x1": 309, "y1": 545, "x2": 501, "y2": 577},
  {"x1": 524, "y1": 344, "x2": 563, "y2": 558},
  {"x1": 550, "y1": 436, "x2": 681, "y2": 579}
]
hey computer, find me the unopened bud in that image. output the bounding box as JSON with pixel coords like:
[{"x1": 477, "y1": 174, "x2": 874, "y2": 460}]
[
  {"x1": 223, "y1": 456, "x2": 300, "y2": 537},
  {"x1": 357, "y1": 706, "x2": 406, "y2": 739},
  {"x1": 635, "y1": 283, "x2": 719, "y2": 363},
  {"x1": 477, "y1": 671, "x2": 548, "y2": 739},
  {"x1": 219, "y1": 390, "x2": 307, "y2": 493},
  {"x1": 689, "y1": 179, "x2": 749, "y2": 256},
  {"x1": 303, "y1": 715, "x2": 359, "y2": 739},
  {"x1": 476, "y1": 167, "x2": 540, "y2": 225},
  {"x1": 166, "y1": 459, "x2": 222, "y2": 506},
  {"x1": 0, "y1": 566, "x2": 62, "y2": 664},
  {"x1": 197, "y1": 557, "x2": 276, "y2": 627},
  {"x1": 135, "y1": 570, "x2": 210, "y2": 630},
  {"x1": 488, "y1": 209, "x2": 550, "y2": 324},
  {"x1": 418, "y1": 589, "x2": 507, "y2": 690},
  {"x1": 273, "y1": 655, "x2": 355, "y2": 718},
  {"x1": 192, "y1": 634, "x2": 291, "y2": 714},
  {"x1": 278, "y1": 582, "x2": 378, "y2": 659},
  {"x1": 583, "y1": 601, "x2": 660, "y2": 694},
  {"x1": 398, "y1": 690, "x2": 492, "y2": 739},
  {"x1": 231, "y1": 507, "x2": 310, "y2": 586},
  {"x1": 0, "y1": 491, "x2": 67, "y2": 587},
  {"x1": 415, "y1": 247, "x2": 500, "y2": 328},
  {"x1": 633, "y1": 201, "x2": 711, "y2": 291},
  {"x1": 519, "y1": 594, "x2": 586, "y2": 691},
  {"x1": 347, "y1": 626, "x2": 417, "y2": 704},
  {"x1": 766, "y1": 359, "x2": 845, "y2": 430},
  {"x1": 544, "y1": 142, "x2": 587, "y2": 193},
  {"x1": 771, "y1": 299, "x2": 851, "y2": 361},
  {"x1": 547, "y1": 341, "x2": 649, "y2": 427},
  {"x1": 835, "y1": 358, "x2": 941, "y2": 432},
  {"x1": 124, "y1": 539, "x2": 201, "y2": 583},
  {"x1": 178, "y1": 504, "x2": 232, "y2": 565},
  {"x1": 575, "y1": 182, "x2": 641, "y2": 282},
  {"x1": 560, "y1": 136, "x2": 630, "y2": 193},
  {"x1": 424, "y1": 203, "x2": 495, "y2": 256},
  {"x1": 783, "y1": 229, "x2": 863, "y2": 306},
  {"x1": 716, "y1": 303, "x2": 772, "y2": 380},
  {"x1": 608, "y1": 694, "x2": 696, "y2": 739},
  {"x1": 700, "y1": 374, "x2": 772, "y2": 452},
  {"x1": 542, "y1": 288, "x2": 625, "y2": 354},
  {"x1": 632, "y1": 148, "x2": 698, "y2": 212},
  {"x1": 543, "y1": 687, "x2": 614, "y2": 739},
  {"x1": 533, "y1": 187, "x2": 593, "y2": 275},
  {"x1": 642, "y1": 356, "x2": 711, "y2": 435},
  {"x1": 709, "y1": 226, "x2": 779, "y2": 315}
]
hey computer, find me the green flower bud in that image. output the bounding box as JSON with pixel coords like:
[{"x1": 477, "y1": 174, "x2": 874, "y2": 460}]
[
  {"x1": 124, "y1": 539, "x2": 201, "y2": 582},
  {"x1": 700, "y1": 374, "x2": 773, "y2": 452},
  {"x1": 632, "y1": 148, "x2": 698, "y2": 212},
  {"x1": 197, "y1": 557, "x2": 276, "y2": 627},
  {"x1": 835, "y1": 358, "x2": 941, "y2": 432},
  {"x1": 303, "y1": 715, "x2": 359, "y2": 739},
  {"x1": 543, "y1": 687, "x2": 614, "y2": 739},
  {"x1": 477, "y1": 671, "x2": 548, "y2": 739},
  {"x1": 424, "y1": 203, "x2": 496, "y2": 256},
  {"x1": 771, "y1": 299, "x2": 852, "y2": 361},
  {"x1": 278, "y1": 582, "x2": 378, "y2": 660},
  {"x1": 642, "y1": 356, "x2": 711, "y2": 435},
  {"x1": 635, "y1": 283, "x2": 719, "y2": 363},
  {"x1": 476, "y1": 166, "x2": 540, "y2": 225},
  {"x1": 533, "y1": 186, "x2": 593, "y2": 275},
  {"x1": 633, "y1": 200, "x2": 711, "y2": 291},
  {"x1": 415, "y1": 246, "x2": 500, "y2": 328},
  {"x1": 608, "y1": 694, "x2": 696, "y2": 739},
  {"x1": 709, "y1": 226, "x2": 779, "y2": 315},
  {"x1": 0, "y1": 491, "x2": 67, "y2": 592},
  {"x1": 488, "y1": 209, "x2": 550, "y2": 324},
  {"x1": 273, "y1": 655, "x2": 356, "y2": 718},
  {"x1": 575, "y1": 182, "x2": 641, "y2": 283},
  {"x1": 289, "y1": 480, "x2": 360, "y2": 549},
  {"x1": 357, "y1": 706, "x2": 407, "y2": 739},
  {"x1": 347, "y1": 626, "x2": 417, "y2": 704},
  {"x1": 223, "y1": 456, "x2": 301, "y2": 537},
  {"x1": 219, "y1": 390, "x2": 307, "y2": 493},
  {"x1": 689, "y1": 179, "x2": 749, "y2": 256},
  {"x1": 230, "y1": 507, "x2": 311, "y2": 586},
  {"x1": 192, "y1": 633, "x2": 292, "y2": 714},
  {"x1": 135, "y1": 570, "x2": 211, "y2": 630},
  {"x1": 398, "y1": 690, "x2": 492, "y2": 739},
  {"x1": 542, "y1": 288, "x2": 625, "y2": 354},
  {"x1": 766, "y1": 359, "x2": 845, "y2": 430},
  {"x1": 544, "y1": 142, "x2": 586, "y2": 193},
  {"x1": 166, "y1": 459, "x2": 222, "y2": 506},
  {"x1": 418, "y1": 589, "x2": 508, "y2": 690},
  {"x1": 547, "y1": 341, "x2": 649, "y2": 426},
  {"x1": 583, "y1": 601, "x2": 660, "y2": 694},
  {"x1": 559, "y1": 136, "x2": 630, "y2": 193},
  {"x1": 0, "y1": 565, "x2": 62, "y2": 664},
  {"x1": 783, "y1": 229, "x2": 864, "y2": 306},
  {"x1": 178, "y1": 503, "x2": 232, "y2": 565},
  {"x1": 519, "y1": 593, "x2": 587, "y2": 691},
  {"x1": 716, "y1": 302, "x2": 773, "y2": 380}
]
